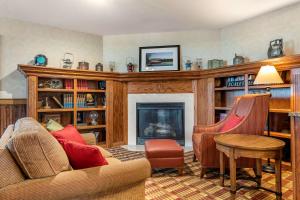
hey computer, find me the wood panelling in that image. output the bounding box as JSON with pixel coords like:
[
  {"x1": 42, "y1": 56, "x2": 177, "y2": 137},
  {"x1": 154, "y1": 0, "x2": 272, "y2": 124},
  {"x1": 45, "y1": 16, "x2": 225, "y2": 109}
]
[
  {"x1": 0, "y1": 99, "x2": 26, "y2": 136},
  {"x1": 128, "y1": 80, "x2": 193, "y2": 94},
  {"x1": 194, "y1": 78, "x2": 215, "y2": 125},
  {"x1": 106, "y1": 81, "x2": 127, "y2": 147},
  {"x1": 27, "y1": 75, "x2": 37, "y2": 119},
  {"x1": 291, "y1": 68, "x2": 300, "y2": 200}
]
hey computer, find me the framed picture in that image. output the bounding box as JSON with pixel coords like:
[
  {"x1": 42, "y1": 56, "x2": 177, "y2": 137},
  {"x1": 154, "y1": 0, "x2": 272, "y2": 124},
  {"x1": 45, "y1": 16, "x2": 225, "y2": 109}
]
[{"x1": 139, "y1": 45, "x2": 180, "y2": 72}]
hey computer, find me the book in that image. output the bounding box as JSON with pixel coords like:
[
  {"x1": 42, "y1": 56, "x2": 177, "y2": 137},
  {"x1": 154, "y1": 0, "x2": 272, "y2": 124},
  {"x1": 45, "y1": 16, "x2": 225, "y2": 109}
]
[{"x1": 52, "y1": 96, "x2": 64, "y2": 108}]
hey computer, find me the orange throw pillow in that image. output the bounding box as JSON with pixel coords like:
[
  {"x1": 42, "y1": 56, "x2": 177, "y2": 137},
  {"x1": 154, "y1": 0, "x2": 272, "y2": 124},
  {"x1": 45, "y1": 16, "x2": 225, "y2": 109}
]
[{"x1": 220, "y1": 114, "x2": 244, "y2": 132}]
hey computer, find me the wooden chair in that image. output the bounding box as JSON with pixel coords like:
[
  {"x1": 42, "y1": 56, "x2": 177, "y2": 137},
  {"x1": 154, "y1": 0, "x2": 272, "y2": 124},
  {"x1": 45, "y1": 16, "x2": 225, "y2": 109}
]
[{"x1": 192, "y1": 94, "x2": 270, "y2": 177}]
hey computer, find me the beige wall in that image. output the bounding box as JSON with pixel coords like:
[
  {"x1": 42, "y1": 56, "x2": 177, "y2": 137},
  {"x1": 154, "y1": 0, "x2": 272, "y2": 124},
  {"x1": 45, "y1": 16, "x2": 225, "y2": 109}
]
[
  {"x1": 103, "y1": 30, "x2": 221, "y2": 72},
  {"x1": 220, "y1": 3, "x2": 300, "y2": 65},
  {"x1": 0, "y1": 18, "x2": 103, "y2": 99},
  {"x1": 103, "y1": 3, "x2": 300, "y2": 70}
]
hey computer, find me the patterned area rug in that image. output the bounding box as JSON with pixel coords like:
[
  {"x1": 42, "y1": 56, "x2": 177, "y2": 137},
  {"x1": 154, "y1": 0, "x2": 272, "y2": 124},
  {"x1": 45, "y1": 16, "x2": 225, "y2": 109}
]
[{"x1": 108, "y1": 147, "x2": 293, "y2": 200}]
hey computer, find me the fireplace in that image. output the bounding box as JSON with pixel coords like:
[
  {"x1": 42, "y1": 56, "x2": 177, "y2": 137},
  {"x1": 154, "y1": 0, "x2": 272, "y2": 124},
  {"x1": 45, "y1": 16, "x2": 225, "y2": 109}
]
[{"x1": 136, "y1": 102, "x2": 185, "y2": 145}]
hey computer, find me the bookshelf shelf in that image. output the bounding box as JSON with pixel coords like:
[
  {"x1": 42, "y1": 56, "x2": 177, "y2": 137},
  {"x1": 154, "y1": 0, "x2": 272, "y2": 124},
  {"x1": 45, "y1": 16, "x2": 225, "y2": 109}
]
[
  {"x1": 77, "y1": 107, "x2": 106, "y2": 111},
  {"x1": 38, "y1": 88, "x2": 74, "y2": 92},
  {"x1": 37, "y1": 108, "x2": 74, "y2": 113},
  {"x1": 76, "y1": 125, "x2": 106, "y2": 130},
  {"x1": 77, "y1": 89, "x2": 105, "y2": 93},
  {"x1": 264, "y1": 131, "x2": 291, "y2": 139},
  {"x1": 215, "y1": 87, "x2": 245, "y2": 91},
  {"x1": 249, "y1": 84, "x2": 291, "y2": 89}
]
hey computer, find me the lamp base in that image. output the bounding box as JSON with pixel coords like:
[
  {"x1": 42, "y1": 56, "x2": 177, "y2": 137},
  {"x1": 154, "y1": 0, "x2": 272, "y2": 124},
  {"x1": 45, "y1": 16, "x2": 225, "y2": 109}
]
[{"x1": 262, "y1": 163, "x2": 275, "y2": 174}]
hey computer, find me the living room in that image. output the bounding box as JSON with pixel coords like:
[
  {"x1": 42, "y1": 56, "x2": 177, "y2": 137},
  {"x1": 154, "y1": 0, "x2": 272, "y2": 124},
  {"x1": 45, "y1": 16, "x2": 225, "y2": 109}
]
[{"x1": 1, "y1": 0, "x2": 300, "y2": 199}]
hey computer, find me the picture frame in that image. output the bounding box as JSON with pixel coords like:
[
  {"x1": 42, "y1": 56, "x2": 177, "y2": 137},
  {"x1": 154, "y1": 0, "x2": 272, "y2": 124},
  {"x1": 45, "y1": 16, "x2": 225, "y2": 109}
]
[{"x1": 139, "y1": 45, "x2": 180, "y2": 72}]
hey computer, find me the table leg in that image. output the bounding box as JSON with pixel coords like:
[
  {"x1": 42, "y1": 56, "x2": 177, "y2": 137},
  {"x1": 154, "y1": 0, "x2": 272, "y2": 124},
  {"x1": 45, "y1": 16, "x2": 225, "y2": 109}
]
[
  {"x1": 220, "y1": 151, "x2": 225, "y2": 186},
  {"x1": 275, "y1": 158, "x2": 282, "y2": 200},
  {"x1": 229, "y1": 151, "x2": 237, "y2": 194},
  {"x1": 255, "y1": 159, "x2": 262, "y2": 187}
]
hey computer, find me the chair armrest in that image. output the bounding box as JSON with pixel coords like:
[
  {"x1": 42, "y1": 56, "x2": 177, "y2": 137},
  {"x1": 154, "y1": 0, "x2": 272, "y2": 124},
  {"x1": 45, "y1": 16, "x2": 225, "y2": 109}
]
[
  {"x1": 0, "y1": 158, "x2": 151, "y2": 200},
  {"x1": 81, "y1": 132, "x2": 96, "y2": 145}
]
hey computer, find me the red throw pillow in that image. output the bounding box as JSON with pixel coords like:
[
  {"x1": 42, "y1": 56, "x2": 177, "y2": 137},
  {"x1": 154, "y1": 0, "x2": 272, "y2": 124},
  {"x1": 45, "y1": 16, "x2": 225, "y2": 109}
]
[
  {"x1": 58, "y1": 139, "x2": 108, "y2": 169},
  {"x1": 220, "y1": 114, "x2": 244, "y2": 132},
  {"x1": 51, "y1": 125, "x2": 86, "y2": 145}
]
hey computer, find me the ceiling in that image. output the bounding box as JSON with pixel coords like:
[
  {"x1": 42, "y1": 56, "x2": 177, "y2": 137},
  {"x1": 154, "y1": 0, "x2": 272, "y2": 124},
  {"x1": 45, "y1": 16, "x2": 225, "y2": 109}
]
[{"x1": 0, "y1": 0, "x2": 299, "y2": 35}]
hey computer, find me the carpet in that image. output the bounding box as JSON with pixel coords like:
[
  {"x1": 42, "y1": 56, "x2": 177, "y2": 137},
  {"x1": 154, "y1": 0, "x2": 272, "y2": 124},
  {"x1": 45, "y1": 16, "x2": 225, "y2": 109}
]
[{"x1": 108, "y1": 147, "x2": 293, "y2": 200}]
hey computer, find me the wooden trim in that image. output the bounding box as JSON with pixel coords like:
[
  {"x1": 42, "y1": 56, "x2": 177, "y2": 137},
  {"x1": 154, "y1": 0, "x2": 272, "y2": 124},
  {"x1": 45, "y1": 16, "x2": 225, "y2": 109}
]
[
  {"x1": 18, "y1": 54, "x2": 300, "y2": 82},
  {"x1": 0, "y1": 99, "x2": 26, "y2": 105}
]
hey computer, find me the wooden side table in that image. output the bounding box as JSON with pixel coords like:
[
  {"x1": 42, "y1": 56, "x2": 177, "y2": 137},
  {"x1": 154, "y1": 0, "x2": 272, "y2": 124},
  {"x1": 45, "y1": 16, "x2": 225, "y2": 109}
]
[{"x1": 214, "y1": 134, "x2": 285, "y2": 200}]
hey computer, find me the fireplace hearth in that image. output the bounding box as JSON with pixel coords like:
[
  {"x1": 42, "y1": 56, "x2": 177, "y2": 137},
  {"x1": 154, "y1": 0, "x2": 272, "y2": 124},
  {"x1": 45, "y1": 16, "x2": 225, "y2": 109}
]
[{"x1": 136, "y1": 102, "x2": 185, "y2": 145}]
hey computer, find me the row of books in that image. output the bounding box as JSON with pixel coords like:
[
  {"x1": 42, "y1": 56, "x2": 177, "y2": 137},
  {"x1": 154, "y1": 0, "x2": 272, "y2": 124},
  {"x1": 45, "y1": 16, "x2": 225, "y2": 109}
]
[
  {"x1": 63, "y1": 94, "x2": 74, "y2": 108},
  {"x1": 78, "y1": 80, "x2": 88, "y2": 90},
  {"x1": 64, "y1": 80, "x2": 73, "y2": 89}
]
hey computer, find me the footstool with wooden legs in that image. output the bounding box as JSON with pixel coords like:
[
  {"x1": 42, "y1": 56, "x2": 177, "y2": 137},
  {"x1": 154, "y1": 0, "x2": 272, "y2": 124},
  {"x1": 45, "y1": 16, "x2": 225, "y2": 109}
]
[{"x1": 145, "y1": 139, "x2": 184, "y2": 175}]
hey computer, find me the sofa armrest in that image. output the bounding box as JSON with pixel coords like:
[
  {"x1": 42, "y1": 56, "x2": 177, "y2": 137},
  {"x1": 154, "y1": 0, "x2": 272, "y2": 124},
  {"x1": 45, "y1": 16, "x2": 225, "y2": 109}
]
[
  {"x1": 0, "y1": 158, "x2": 151, "y2": 200},
  {"x1": 81, "y1": 132, "x2": 96, "y2": 145}
]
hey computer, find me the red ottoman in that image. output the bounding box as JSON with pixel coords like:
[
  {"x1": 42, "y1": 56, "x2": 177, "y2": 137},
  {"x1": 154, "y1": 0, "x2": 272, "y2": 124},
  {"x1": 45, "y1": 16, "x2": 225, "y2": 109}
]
[{"x1": 145, "y1": 139, "x2": 184, "y2": 175}]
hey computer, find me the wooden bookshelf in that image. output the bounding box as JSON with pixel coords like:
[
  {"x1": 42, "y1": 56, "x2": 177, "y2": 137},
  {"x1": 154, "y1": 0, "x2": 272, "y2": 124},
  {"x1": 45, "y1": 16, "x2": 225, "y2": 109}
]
[
  {"x1": 19, "y1": 67, "x2": 128, "y2": 148},
  {"x1": 214, "y1": 71, "x2": 292, "y2": 141}
]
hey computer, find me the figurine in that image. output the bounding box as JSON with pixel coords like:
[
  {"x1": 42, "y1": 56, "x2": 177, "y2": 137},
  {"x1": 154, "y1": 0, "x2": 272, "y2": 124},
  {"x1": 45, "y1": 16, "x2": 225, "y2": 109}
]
[
  {"x1": 233, "y1": 53, "x2": 245, "y2": 65},
  {"x1": 95, "y1": 63, "x2": 103, "y2": 71},
  {"x1": 61, "y1": 53, "x2": 74, "y2": 69},
  {"x1": 268, "y1": 39, "x2": 284, "y2": 58},
  {"x1": 127, "y1": 62, "x2": 135, "y2": 72},
  {"x1": 44, "y1": 97, "x2": 51, "y2": 109},
  {"x1": 185, "y1": 60, "x2": 192, "y2": 71}
]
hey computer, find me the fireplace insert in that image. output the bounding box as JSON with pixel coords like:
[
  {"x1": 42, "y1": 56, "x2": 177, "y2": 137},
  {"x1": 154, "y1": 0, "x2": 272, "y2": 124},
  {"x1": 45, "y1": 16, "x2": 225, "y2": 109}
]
[{"x1": 136, "y1": 102, "x2": 184, "y2": 145}]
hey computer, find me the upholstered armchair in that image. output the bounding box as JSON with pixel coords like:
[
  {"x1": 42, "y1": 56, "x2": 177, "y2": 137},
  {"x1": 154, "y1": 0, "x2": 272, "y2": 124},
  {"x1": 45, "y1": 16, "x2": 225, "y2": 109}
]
[{"x1": 192, "y1": 94, "x2": 270, "y2": 177}]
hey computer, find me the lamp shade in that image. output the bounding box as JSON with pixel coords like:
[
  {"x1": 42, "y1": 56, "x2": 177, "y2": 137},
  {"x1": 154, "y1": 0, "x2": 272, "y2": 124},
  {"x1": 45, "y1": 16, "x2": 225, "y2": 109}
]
[{"x1": 254, "y1": 65, "x2": 283, "y2": 85}]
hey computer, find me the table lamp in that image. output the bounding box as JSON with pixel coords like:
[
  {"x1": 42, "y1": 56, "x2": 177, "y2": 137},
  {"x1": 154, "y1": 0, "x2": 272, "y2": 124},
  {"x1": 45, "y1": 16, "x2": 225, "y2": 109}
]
[{"x1": 254, "y1": 65, "x2": 283, "y2": 173}]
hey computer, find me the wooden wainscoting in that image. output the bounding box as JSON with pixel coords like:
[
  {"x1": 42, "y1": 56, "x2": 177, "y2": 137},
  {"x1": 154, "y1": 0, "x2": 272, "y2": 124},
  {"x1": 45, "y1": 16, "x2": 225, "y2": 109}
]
[{"x1": 0, "y1": 99, "x2": 26, "y2": 136}]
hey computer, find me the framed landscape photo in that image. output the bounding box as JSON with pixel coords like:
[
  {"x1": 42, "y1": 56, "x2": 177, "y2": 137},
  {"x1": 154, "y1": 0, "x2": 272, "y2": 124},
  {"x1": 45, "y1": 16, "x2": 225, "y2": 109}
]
[{"x1": 139, "y1": 45, "x2": 180, "y2": 72}]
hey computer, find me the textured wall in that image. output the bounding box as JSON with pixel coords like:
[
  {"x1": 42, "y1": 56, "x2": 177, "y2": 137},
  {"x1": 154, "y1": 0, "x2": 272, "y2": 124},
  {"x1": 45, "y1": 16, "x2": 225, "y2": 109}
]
[
  {"x1": 220, "y1": 3, "x2": 300, "y2": 65},
  {"x1": 103, "y1": 30, "x2": 221, "y2": 72},
  {"x1": 0, "y1": 18, "x2": 103, "y2": 99}
]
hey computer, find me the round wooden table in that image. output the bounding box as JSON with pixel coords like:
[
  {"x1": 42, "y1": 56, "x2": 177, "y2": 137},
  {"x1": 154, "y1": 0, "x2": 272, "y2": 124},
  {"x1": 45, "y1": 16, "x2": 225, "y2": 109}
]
[{"x1": 214, "y1": 134, "x2": 285, "y2": 200}]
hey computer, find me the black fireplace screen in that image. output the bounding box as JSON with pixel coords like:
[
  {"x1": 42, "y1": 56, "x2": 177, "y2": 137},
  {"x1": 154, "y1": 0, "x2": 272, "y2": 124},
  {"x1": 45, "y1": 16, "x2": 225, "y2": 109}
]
[{"x1": 136, "y1": 102, "x2": 185, "y2": 145}]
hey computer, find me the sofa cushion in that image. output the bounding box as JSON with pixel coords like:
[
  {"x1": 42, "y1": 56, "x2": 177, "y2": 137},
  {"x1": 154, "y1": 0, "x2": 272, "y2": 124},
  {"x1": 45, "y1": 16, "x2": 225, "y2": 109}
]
[
  {"x1": 220, "y1": 114, "x2": 244, "y2": 132},
  {"x1": 94, "y1": 145, "x2": 113, "y2": 158},
  {"x1": 8, "y1": 118, "x2": 70, "y2": 179},
  {"x1": 58, "y1": 139, "x2": 108, "y2": 169},
  {"x1": 0, "y1": 125, "x2": 14, "y2": 148},
  {"x1": 0, "y1": 148, "x2": 25, "y2": 189},
  {"x1": 106, "y1": 157, "x2": 122, "y2": 165},
  {"x1": 51, "y1": 125, "x2": 87, "y2": 145}
]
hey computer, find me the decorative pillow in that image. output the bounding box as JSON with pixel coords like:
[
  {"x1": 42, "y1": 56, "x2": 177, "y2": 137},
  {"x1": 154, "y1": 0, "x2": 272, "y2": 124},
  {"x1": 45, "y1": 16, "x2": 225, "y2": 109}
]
[
  {"x1": 51, "y1": 125, "x2": 86, "y2": 145},
  {"x1": 46, "y1": 119, "x2": 64, "y2": 132},
  {"x1": 220, "y1": 114, "x2": 244, "y2": 132},
  {"x1": 7, "y1": 127, "x2": 71, "y2": 179},
  {"x1": 58, "y1": 139, "x2": 108, "y2": 169}
]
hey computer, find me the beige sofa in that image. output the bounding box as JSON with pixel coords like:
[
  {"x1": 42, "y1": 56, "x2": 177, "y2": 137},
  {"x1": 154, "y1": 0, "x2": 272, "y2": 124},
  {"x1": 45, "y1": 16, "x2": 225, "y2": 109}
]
[{"x1": 0, "y1": 118, "x2": 151, "y2": 200}]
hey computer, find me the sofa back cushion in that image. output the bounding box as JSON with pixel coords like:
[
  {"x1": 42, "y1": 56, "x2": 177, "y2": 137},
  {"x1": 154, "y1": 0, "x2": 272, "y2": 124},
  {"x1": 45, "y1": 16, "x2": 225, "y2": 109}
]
[
  {"x1": 7, "y1": 117, "x2": 71, "y2": 179},
  {"x1": 0, "y1": 124, "x2": 25, "y2": 189}
]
